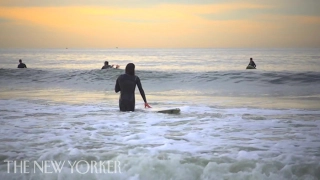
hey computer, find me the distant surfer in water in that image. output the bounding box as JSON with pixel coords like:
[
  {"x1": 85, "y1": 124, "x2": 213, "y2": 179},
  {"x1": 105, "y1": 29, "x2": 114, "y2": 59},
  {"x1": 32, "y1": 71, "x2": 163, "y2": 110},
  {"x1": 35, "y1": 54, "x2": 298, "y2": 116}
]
[
  {"x1": 248, "y1": 58, "x2": 256, "y2": 68},
  {"x1": 115, "y1": 63, "x2": 151, "y2": 111},
  {"x1": 101, "y1": 61, "x2": 119, "y2": 69},
  {"x1": 17, "y1": 59, "x2": 27, "y2": 68}
]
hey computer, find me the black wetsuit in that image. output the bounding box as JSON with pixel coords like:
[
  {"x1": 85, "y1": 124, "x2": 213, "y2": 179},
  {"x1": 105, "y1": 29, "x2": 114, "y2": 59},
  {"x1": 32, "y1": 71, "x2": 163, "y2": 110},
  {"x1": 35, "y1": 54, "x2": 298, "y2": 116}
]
[
  {"x1": 249, "y1": 61, "x2": 256, "y2": 68},
  {"x1": 17, "y1": 63, "x2": 27, "y2": 68},
  {"x1": 115, "y1": 73, "x2": 147, "y2": 111},
  {"x1": 102, "y1": 65, "x2": 112, "y2": 69}
]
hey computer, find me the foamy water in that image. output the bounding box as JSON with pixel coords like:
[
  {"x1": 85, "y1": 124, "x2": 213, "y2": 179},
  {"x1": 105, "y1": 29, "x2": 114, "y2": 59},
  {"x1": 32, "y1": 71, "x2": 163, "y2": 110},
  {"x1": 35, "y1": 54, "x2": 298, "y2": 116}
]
[
  {"x1": 1, "y1": 48, "x2": 320, "y2": 179},
  {"x1": 0, "y1": 98, "x2": 319, "y2": 179}
]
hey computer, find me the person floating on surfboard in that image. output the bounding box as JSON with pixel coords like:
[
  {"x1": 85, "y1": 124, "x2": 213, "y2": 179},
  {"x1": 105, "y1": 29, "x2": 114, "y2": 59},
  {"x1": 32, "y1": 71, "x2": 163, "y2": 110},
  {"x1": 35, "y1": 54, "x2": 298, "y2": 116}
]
[
  {"x1": 115, "y1": 63, "x2": 151, "y2": 111},
  {"x1": 248, "y1": 58, "x2": 256, "y2": 68},
  {"x1": 101, "y1": 61, "x2": 120, "y2": 69},
  {"x1": 17, "y1": 59, "x2": 27, "y2": 68}
]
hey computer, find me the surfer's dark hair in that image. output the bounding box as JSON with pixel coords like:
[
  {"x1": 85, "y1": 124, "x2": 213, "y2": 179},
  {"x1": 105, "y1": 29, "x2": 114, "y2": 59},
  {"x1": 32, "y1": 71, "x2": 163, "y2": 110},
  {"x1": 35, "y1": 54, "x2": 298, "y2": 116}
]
[
  {"x1": 104, "y1": 61, "x2": 109, "y2": 65},
  {"x1": 125, "y1": 63, "x2": 135, "y2": 76}
]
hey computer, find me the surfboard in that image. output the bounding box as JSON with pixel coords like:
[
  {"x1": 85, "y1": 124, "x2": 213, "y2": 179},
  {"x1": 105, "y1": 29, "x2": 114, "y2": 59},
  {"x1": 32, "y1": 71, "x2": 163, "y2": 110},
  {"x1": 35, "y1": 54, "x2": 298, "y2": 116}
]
[
  {"x1": 156, "y1": 108, "x2": 181, "y2": 114},
  {"x1": 147, "y1": 108, "x2": 181, "y2": 114},
  {"x1": 246, "y1": 65, "x2": 256, "y2": 69}
]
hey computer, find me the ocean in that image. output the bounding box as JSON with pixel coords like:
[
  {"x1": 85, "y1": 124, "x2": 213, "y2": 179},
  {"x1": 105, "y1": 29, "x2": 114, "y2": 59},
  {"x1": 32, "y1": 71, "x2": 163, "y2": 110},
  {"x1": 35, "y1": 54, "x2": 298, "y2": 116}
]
[{"x1": 0, "y1": 48, "x2": 320, "y2": 180}]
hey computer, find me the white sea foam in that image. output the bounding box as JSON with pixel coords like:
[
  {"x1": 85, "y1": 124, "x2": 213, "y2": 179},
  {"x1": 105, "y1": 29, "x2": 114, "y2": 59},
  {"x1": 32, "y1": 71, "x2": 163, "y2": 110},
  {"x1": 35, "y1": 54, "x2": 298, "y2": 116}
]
[{"x1": 1, "y1": 98, "x2": 319, "y2": 179}]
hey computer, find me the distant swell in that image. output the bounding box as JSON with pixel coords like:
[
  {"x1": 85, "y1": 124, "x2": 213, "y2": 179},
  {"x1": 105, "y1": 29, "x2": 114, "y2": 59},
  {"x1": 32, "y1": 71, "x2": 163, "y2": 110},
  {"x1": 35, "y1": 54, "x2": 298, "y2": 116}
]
[
  {"x1": 1, "y1": 68, "x2": 320, "y2": 85},
  {"x1": 1, "y1": 68, "x2": 320, "y2": 97}
]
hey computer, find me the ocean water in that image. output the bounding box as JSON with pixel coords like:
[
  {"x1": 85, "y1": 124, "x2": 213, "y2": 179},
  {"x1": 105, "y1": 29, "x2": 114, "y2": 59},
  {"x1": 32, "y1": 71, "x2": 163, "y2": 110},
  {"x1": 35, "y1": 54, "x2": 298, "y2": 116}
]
[{"x1": 0, "y1": 48, "x2": 320, "y2": 180}]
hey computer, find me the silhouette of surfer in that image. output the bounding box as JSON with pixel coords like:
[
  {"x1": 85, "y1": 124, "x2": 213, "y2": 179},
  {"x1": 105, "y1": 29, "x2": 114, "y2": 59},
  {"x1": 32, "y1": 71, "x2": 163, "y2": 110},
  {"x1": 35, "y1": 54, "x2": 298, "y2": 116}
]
[
  {"x1": 115, "y1": 63, "x2": 151, "y2": 111},
  {"x1": 17, "y1": 59, "x2": 27, "y2": 68}
]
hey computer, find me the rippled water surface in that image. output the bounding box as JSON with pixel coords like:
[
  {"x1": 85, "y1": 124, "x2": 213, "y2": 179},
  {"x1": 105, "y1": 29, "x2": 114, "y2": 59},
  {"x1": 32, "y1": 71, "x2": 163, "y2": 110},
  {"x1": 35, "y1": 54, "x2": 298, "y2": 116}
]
[{"x1": 0, "y1": 48, "x2": 320, "y2": 180}]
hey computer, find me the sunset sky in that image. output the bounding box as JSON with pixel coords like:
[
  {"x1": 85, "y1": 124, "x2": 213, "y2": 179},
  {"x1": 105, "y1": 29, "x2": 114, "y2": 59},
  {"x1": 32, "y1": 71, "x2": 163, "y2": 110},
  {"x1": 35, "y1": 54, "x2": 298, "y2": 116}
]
[{"x1": 0, "y1": 0, "x2": 319, "y2": 48}]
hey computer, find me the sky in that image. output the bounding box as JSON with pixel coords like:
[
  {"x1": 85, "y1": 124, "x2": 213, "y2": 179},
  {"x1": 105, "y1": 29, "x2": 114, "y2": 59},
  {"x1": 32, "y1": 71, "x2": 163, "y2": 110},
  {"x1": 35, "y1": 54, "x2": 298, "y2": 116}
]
[{"x1": 0, "y1": 0, "x2": 319, "y2": 48}]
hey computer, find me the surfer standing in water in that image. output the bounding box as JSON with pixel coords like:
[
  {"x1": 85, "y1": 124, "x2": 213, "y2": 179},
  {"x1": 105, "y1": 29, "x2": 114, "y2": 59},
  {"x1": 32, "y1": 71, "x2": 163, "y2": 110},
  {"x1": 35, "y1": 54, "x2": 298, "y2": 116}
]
[
  {"x1": 248, "y1": 58, "x2": 256, "y2": 68},
  {"x1": 115, "y1": 63, "x2": 151, "y2": 111}
]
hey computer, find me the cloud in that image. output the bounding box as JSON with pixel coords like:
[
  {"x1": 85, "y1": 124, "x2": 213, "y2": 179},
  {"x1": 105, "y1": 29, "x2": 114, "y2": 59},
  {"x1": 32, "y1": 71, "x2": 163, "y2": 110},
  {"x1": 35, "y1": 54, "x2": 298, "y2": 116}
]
[
  {"x1": 198, "y1": 3, "x2": 273, "y2": 21},
  {"x1": 0, "y1": 17, "x2": 12, "y2": 23}
]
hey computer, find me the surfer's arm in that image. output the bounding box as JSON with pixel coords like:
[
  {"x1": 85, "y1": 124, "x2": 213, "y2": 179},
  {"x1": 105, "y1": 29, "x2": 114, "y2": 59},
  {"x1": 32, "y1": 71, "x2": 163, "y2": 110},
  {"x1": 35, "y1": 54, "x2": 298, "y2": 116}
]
[
  {"x1": 136, "y1": 77, "x2": 147, "y2": 103},
  {"x1": 115, "y1": 78, "x2": 120, "y2": 93},
  {"x1": 136, "y1": 77, "x2": 151, "y2": 108}
]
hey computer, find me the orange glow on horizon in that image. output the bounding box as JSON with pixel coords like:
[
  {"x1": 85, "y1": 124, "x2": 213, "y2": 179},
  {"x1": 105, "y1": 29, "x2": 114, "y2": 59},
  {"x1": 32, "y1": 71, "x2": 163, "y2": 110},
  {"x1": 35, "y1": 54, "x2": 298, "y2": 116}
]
[{"x1": 0, "y1": 3, "x2": 319, "y2": 48}]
